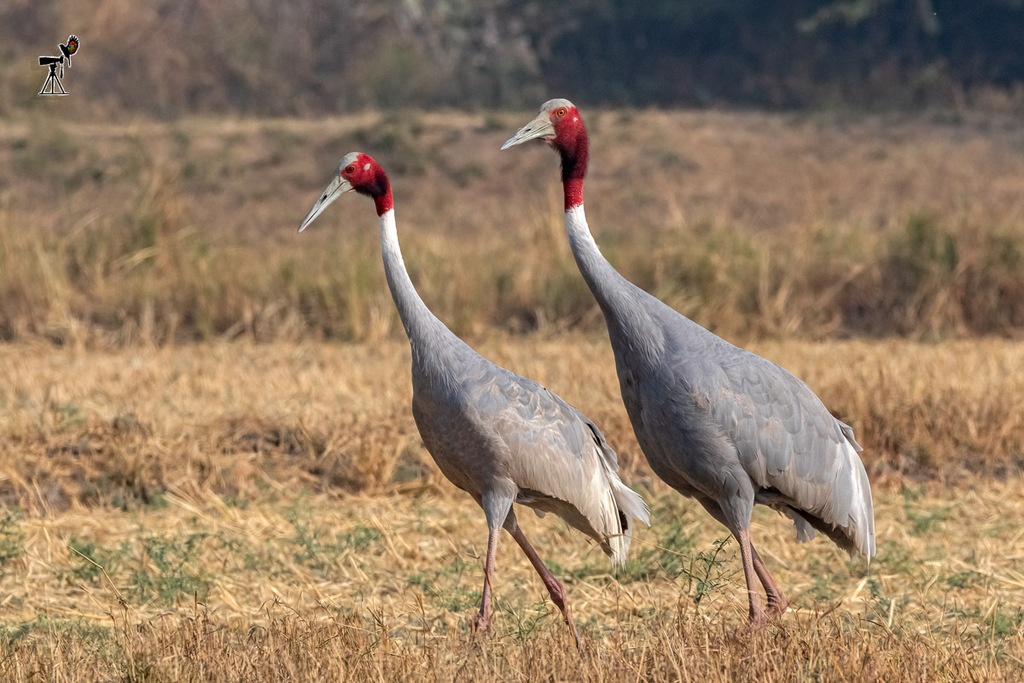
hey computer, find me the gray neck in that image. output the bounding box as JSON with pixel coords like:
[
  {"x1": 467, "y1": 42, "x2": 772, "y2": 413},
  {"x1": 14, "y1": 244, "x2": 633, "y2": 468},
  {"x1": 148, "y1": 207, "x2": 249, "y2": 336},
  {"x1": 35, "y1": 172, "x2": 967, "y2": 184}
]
[
  {"x1": 379, "y1": 209, "x2": 463, "y2": 370},
  {"x1": 565, "y1": 204, "x2": 664, "y2": 355}
]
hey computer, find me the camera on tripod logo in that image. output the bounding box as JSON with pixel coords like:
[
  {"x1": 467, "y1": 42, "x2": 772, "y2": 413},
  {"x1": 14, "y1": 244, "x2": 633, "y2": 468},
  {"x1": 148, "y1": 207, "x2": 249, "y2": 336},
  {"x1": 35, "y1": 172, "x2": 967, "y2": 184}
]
[{"x1": 39, "y1": 35, "x2": 80, "y2": 96}]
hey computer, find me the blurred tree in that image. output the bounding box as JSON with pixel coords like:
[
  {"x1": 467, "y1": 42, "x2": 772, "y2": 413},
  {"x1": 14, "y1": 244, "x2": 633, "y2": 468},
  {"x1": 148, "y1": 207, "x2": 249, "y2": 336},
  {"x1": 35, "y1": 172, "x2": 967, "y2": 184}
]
[
  {"x1": 538, "y1": 0, "x2": 1024, "y2": 108},
  {"x1": 2, "y1": 0, "x2": 1023, "y2": 115}
]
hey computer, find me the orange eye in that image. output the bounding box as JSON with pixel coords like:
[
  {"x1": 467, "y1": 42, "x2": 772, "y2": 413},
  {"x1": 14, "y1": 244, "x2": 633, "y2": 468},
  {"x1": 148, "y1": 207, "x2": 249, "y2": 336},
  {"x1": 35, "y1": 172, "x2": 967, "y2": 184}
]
[
  {"x1": 556, "y1": 108, "x2": 567, "y2": 117},
  {"x1": 344, "y1": 165, "x2": 355, "y2": 174}
]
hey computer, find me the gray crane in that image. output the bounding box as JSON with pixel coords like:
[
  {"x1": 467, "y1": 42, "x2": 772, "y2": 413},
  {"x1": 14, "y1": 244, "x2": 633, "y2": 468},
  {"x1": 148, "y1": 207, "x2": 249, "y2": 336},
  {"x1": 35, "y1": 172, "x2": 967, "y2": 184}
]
[
  {"x1": 298, "y1": 152, "x2": 649, "y2": 646},
  {"x1": 502, "y1": 100, "x2": 875, "y2": 624}
]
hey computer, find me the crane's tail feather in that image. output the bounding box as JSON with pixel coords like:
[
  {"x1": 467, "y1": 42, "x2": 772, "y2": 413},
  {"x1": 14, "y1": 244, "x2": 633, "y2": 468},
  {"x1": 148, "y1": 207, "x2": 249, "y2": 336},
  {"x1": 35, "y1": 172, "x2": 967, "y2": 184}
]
[
  {"x1": 605, "y1": 481, "x2": 650, "y2": 567},
  {"x1": 838, "y1": 436, "x2": 875, "y2": 558},
  {"x1": 778, "y1": 438, "x2": 875, "y2": 559}
]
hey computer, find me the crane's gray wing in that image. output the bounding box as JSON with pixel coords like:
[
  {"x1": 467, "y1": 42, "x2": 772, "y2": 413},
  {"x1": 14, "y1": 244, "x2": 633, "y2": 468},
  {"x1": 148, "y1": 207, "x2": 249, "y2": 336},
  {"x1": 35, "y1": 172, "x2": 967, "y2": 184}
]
[
  {"x1": 704, "y1": 350, "x2": 848, "y2": 482},
  {"x1": 687, "y1": 346, "x2": 874, "y2": 556},
  {"x1": 464, "y1": 364, "x2": 648, "y2": 562}
]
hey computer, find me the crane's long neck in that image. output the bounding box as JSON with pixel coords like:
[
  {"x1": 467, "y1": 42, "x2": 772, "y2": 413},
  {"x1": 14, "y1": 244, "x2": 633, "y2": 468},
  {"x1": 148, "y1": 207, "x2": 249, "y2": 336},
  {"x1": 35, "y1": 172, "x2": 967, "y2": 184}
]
[
  {"x1": 565, "y1": 205, "x2": 662, "y2": 353},
  {"x1": 378, "y1": 209, "x2": 457, "y2": 366},
  {"x1": 555, "y1": 128, "x2": 663, "y2": 354}
]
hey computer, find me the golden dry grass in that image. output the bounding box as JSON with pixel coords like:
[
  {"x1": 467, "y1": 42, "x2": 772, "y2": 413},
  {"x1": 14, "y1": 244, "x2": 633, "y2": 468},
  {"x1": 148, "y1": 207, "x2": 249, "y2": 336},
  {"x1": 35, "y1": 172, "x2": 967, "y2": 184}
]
[
  {"x1": 1, "y1": 338, "x2": 1023, "y2": 680},
  {"x1": 1, "y1": 336, "x2": 1021, "y2": 512},
  {"x1": 2, "y1": 108, "x2": 1024, "y2": 345},
  {"x1": 2, "y1": 481, "x2": 1023, "y2": 680},
  {"x1": 2, "y1": 107, "x2": 1023, "y2": 679}
]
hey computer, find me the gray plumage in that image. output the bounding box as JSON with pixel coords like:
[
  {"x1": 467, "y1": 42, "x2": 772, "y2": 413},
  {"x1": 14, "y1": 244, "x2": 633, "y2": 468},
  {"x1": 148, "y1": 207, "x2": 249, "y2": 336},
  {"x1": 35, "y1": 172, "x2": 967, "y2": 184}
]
[
  {"x1": 298, "y1": 152, "x2": 648, "y2": 645},
  {"x1": 504, "y1": 100, "x2": 875, "y2": 623},
  {"x1": 411, "y1": 354, "x2": 648, "y2": 562},
  {"x1": 579, "y1": 245, "x2": 875, "y2": 558}
]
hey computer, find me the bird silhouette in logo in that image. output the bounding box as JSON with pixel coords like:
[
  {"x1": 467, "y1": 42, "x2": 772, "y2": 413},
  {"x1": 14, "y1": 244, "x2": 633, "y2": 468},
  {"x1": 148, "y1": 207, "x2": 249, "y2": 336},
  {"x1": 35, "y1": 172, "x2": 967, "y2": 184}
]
[{"x1": 39, "y1": 35, "x2": 80, "y2": 96}]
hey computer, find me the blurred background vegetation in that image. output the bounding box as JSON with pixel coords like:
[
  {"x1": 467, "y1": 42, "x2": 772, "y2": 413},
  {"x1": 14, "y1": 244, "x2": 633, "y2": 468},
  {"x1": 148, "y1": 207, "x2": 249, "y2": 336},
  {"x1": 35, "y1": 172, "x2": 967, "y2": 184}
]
[
  {"x1": 3, "y1": 0, "x2": 1024, "y2": 117},
  {"x1": 1, "y1": 1, "x2": 1023, "y2": 346}
]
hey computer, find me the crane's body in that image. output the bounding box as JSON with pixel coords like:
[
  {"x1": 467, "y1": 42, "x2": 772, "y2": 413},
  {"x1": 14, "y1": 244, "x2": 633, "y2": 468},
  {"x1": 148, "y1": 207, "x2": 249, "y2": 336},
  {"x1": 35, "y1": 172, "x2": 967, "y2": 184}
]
[
  {"x1": 298, "y1": 152, "x2": 648, "y2": 645},
  {"x1": 504, "y1": 100, "x2": 874, "y2": 623},
  {"x1": 410, "y1": 339, "x2": 645, "y2": 562}
]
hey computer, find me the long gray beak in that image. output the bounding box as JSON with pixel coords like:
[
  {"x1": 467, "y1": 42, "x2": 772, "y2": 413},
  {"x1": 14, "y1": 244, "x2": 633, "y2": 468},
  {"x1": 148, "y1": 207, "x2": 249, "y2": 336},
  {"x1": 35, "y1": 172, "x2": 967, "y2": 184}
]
[
  {"x1": 500, "y1": 110, "x2": 555, "y2": 150},
  {"x1": 298, "y1": 174, "x2": 353, "y2": 232}
]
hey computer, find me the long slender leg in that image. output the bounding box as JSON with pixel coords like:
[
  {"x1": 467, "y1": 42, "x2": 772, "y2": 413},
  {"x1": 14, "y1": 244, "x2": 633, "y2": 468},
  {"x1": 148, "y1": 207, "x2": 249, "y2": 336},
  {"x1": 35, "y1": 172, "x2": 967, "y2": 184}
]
[
  {"x1": 472, "y1": 525, "x2": 502, "y2": 633},
  {"x1": 698, "y1": 498, "x2": 782, "y2": 623},
  {"x1": 696, "y1": 497, "x2": 770, "y2": 626},
  {"x1": 509, "y1": 524, "x2": 581, "y2": 649},
  {"x1": 751, "y1": 545, "x2": 787, "y2": 616},
  {"x1": 472, "y1": 488, "x2": 515, "y2": 635},
  {"x1": 735, "y1": 527, "x2": 765, "y2": 624}
]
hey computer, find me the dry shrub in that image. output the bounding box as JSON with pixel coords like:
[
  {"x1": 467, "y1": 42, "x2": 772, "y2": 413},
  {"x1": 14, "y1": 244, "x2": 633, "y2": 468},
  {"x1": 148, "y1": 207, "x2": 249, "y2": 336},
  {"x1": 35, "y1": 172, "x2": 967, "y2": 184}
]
[{"x1": 3, "y1": 109, "x2": 1024, "y2": 347}]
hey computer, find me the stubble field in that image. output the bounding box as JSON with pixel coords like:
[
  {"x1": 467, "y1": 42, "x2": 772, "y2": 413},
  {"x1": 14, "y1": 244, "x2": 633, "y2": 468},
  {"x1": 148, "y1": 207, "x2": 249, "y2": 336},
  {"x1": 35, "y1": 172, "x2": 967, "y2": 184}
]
[
  {"x1": 1, "y1": 107, "x2": 1023, "y2": 680},
  {"x1": 2, "y1": 338, "x2": 1023, "y2": 680}
]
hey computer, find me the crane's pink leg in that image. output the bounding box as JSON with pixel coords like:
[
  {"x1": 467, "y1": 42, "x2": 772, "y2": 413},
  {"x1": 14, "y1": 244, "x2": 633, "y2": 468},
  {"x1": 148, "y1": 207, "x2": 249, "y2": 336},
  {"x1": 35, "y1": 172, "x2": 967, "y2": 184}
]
[
  {"x1": 472, "y1": 526, "x2": 501, "y2": 634},
  {"x1": 509, "y1": 525, "x2": 581, "y2": 649},
  {"x1": 751, "y1": 545, "x2": 787, "y2": 617},
  {"x1": 698, "y1": 499, "x2": 785, "y2": 623},
  {"x1": 736, "y1": 528, "x2": 766, "y2": 624}
]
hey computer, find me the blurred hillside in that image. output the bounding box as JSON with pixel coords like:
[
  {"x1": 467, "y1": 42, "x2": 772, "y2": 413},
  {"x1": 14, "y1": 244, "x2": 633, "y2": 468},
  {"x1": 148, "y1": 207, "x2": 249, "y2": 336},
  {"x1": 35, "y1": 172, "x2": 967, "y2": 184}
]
[{"x1": 3, "y1": 0, "x2": 1024, "y2": 117}]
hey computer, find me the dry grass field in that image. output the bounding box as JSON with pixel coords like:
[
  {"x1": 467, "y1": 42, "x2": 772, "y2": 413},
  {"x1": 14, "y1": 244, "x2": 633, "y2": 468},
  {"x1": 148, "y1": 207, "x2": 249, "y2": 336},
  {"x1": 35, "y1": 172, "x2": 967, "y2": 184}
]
[
  {"x1": 1, "y1": 108, "x2": 1024, "y2": 680},
  {"x1": 3, "y1": 107, "x2": 1024, "y2": 345},
  {"x1": 1, "y1": 338, "x2": 1023, "y2": 680}
]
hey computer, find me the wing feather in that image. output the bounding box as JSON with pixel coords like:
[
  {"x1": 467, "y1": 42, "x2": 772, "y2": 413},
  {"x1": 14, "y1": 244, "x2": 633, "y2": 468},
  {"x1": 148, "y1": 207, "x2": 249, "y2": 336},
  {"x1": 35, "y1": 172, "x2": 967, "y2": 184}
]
[
  {"x1": 464, "y1": 365, "x2": 648, "y2": 564},
  {"x1": 683, "y1": 344, "x2": 874, "y2": 556}
]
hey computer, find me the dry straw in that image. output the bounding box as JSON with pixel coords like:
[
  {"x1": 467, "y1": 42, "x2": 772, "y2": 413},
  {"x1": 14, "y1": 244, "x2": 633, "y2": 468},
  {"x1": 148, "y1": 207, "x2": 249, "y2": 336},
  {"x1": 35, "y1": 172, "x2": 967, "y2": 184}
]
[
  {"x1": 1, "y1": 338, "x2": 1022, "y2": 679},
  {"x1": 1, "y1": 106, "x2": 1023, "y2": 679}
]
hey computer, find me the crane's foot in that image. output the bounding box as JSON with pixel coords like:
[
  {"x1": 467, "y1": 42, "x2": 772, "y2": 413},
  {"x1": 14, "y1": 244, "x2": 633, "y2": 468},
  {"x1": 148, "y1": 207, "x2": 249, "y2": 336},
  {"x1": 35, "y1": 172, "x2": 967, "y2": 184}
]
[
  {"x1": 471, "y1": 607, "x2": 492, "y2": 635},
  {"x1": 562, "y1": 603, "x2": 581, "y2": 652},
  {"x1": 766, "y1": 595, "x2": 788, "y2": 619},
  {"x1": 746, "y1": 592, "x2": 775, "y2": 629},
  {"x1": 751, "y1": 589, "x2": 787, "y2": 624},
  {"x1": 747, "y1": 601, "x2": 787, "y2": 628},
  {"x1": 543, "y1": 576, "x2": 581, "y2": 650}
]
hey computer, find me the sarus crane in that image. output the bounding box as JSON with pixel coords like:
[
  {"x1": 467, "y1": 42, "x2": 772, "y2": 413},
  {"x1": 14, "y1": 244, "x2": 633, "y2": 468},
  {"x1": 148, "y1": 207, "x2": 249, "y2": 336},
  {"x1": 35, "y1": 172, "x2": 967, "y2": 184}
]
[
  {"x1": 503, "y1": 100, "x2": 874, "y2": 624},
  {"x1": 298, "y1": 152, "x2": 649, "y2": 646}
]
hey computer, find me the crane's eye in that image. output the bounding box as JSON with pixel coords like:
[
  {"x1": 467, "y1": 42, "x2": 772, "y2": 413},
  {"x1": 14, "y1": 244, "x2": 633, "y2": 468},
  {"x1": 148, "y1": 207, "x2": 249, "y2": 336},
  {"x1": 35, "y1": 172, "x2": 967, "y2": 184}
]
[
  {"x1": 344, "y1": 165, "x2": 355, "y2": 174},
  {"x1": 555, "y1": 107, "x2": 567, "y2": 117}
]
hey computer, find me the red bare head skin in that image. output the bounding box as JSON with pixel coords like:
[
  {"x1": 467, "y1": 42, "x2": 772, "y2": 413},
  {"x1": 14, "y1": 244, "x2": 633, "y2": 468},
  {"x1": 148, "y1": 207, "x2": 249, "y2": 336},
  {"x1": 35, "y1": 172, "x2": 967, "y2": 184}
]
[
  {"x1": 341, "y1": 153, "x2": 394, "y2": 216},
  {"x1": 298, "y1": 152, "x2": 396, "y2": 233},
  {"x1": 502, "y1": 99, "x2": 589, "y2": 211},
  {"x1": 547, "y1": 103, "x2": 589, "y2": 210}
]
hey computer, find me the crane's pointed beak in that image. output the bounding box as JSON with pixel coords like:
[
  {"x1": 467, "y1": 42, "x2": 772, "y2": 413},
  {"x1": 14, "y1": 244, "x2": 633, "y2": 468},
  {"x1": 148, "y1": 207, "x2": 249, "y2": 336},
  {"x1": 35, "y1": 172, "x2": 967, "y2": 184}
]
[
  {"x1": 500, "y1": 111, "x2": 555, "y2": 150},
  {"x1": 298, "y1": 174, "x2": 353, "y2": 232}
]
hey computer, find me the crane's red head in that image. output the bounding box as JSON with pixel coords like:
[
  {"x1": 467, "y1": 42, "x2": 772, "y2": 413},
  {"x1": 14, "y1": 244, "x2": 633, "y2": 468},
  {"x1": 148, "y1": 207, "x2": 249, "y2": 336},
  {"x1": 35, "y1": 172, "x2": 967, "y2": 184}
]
[
  {"x1": 298, "y1": 152, "x2": 394, "y2": 232},
  {"x1": 501, "y1": 98, "x2": 589, "y2": 210}
]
